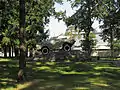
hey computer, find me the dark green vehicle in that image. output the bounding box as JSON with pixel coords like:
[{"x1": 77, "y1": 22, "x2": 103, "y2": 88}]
[{"x1": 37, "y1": 35, "x2": 75, "y2": 55}]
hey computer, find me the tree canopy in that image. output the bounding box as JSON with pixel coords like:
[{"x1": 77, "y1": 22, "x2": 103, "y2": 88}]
[{"x1": 65, "y1": 0, "x2": 120, "y2": 57}]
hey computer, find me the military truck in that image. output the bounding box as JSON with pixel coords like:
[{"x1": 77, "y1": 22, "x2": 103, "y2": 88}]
[{"x1": 37, "y1": 34, "x2": 75, "y2": 55}]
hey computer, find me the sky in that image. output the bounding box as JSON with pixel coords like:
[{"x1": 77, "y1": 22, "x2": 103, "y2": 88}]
[
  {"x1": 47, "y1": 1, "x2": 76, "y2": 37},
  {"x1": 46, "y1": 0, "x2": 107, "y2": 45}
]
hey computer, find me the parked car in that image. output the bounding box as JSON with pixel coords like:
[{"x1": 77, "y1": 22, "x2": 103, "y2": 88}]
[{"x1": 37, "y1": 34, "x2": 76, "y2": 55}]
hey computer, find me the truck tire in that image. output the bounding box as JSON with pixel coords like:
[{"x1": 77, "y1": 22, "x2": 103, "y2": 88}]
[
  {"x1": 63, "y1": 43, "x2": 71, "y2": 51},
  {"x1": 41, "y1": 46, "x2": 49, "y2": 55}
]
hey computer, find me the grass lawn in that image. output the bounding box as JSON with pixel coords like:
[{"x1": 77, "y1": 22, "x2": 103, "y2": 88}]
[{"x1": 0, "y1": 58, "x2": 120, "y2": 90}]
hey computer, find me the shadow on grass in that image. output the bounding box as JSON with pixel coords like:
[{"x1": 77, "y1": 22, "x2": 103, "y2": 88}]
[
  {"x1": 0, "y1": 59, "x2": 18, "y2": 89},
  {"x1": 1, "y1": 58, "x2": 120, "y2": 90},
  {"x1": 21, "y1": 60, "x2": 120, "y2": 90}
]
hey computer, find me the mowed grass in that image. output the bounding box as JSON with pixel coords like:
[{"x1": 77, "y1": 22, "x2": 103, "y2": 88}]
[{"x1": 0, "y1": 58, "x2": 120, "y2": 90}]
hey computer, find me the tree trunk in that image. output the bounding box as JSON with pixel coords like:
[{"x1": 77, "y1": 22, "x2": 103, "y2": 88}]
[
  {"x1": 15, "y1": 47, "x2": 19, "y2": 57},
  {"x1": 26, "y1": 45, "x2": 28, "y2": 57},
  {"x1": 86, "y1": 0, "x2": 92, "y2": 59},
  {"x1": 110, "y1": 29, "x2": 114, "y2": 58},
  {"x1": 29, "y1": 48, "x2": 33, "y2": 57},
  {"x1": 85, "y1": 33, "x2": 91, "y2": 57},
  {"x1": 17, "y1": 0, "x2": 26, "y2": 82},
  {"x1": 9, "y1": 45, "x2": 11, "y2": 58},
  {"x1": 12, "y1": 46, "x2": 14, "y2": 57},
  {"x1": 4, "y1": 45, "x2": 7, "y2": 58}
]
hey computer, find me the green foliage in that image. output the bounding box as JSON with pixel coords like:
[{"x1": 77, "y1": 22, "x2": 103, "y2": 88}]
[
  {"x1": 100, "y1": 12, "x2": 120, "y2": 41},
  {"x1": 113, "y1": 40, "x2": 120, "y2": 49},
  {"x1": 89, "y1": 32, "x2": 97, "y2": 48},
  {"x1": 55, "y1": 0, "x2": 63, "y2": 4},
  {"x1": 2, "y1": 37, "x2": 10, "y2": 45},
  {"x1": 81, "y1": 32, "x2": 97, "y2": 54},
  {"x1": 0, "y1": 0, "x2": 65, "y2": 52},
  {"x1": 54, "y1": 11, "x2": 66, "y2": 21},
  {"x1": 14, "y1": 39, "x2": 20, "y2": 46},
  {"x1": 99, "y1": 0, "x2": 120, "y2": 52},
  {"x1": 65, "y1": 0, "x2": 99, "y2": 56},
  {"x1": 0, "y1": 0, "x2": 19, "y2": 49},
  {"x1": 27, "y1": 39, "x2": 37, "y2": 48},
  {"x1": 66, "y1": 0, "x2": 99, "y2": 29},
  {"x1": 66, "y1": 0, "x2": 120, "y2": 57},
  {"x1": 65, "y1": 25, "x2": 81, "y2": 39},
  {"x1": 25, "y1": 0, "x2": 65, "y2": 49},
  {"x1": 71, "y1": 0, "x2": 81, "y2": 8}
]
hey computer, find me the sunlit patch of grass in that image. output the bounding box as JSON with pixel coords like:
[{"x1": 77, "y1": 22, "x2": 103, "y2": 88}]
[
  {"x1": 45, "y1": 62, "x2": 56, "y2": 65},
  {"x1": 57, "y1": 70, "x2": 77, "y2": 74},
  {"x1": 16, "y1": 82, "x2": 34, "y2": 90},
  {"x1": 55, "y1": 66, "x2": 71, "y2": 71},
  {"x1": 0, "y1": 78, "x2": 16, "y2": 90},
  {"x1": 1, "y1": 87, "x2": 15, "y2": 90},
  {"x1": 94, "y1": 66, "x2": 120, "y2": 70},
  {"x1": 93, "y1": 72, "x2": 101, "y2": 76},
  {"x1": 36, "y1": 62, "x2": 41, "y2": 65},
  {"x1": 87, "y1": 77, "x2": 108, "y2": 85},
  {"x1": 0, "y1": 78, "x2": 15, "y2": 82},
  {"x1": 1, "y1": 82, "x2": 34, "y2": 90},
  {"x1": 73, "y1": 87, "x2": 89, "y2": 90},
  {"x1": 0, "y1": 58, "x2": 11, "y2": 62},
  {"x1": 1, "y1": 86, "x2": 15, "y2": 90},
  {"x1": 92, "y1": 83, "x2": 109, "y2": 87},
  {"x1": 64, "y1": 59, "x2": 71, "y2": 62},
  {"x1": 54, "y1": 69, "x2": 94, "y2": 75},
  {"x1": 33, "y1": 66, "x2": 51, "y2": 71}
]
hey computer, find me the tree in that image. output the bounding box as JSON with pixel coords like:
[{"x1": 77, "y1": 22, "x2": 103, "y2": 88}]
[
  {"x1": 99, "y1": 0, "x2": 120, "y2": 57},
  {"x1": 81, "y1": 32, "x2": 97, "y2": 55},
  {"x1": 113, "y1": 40, "x2": 120, "y2": 50},
  {"x1": 0, "y1": 0, "x2": 18, "y2": 57},
  {"x1": 17, "y1": 0, "x2": 64, "y2": 82},
  {"x1": 0, "y1": 0, "x2": 65, "y2": 81},
  {"x1": 25, "y1": 0, "x2": 65, "y2": 57},
  {"x1": 0, "y1": 0, "x2": 65, "y2": 59},
  {"x1": 66, "y1": 0, "x2": 120, "y2": 58},
  {"x1": 17, "y1": 0, "x2": 26, "y2": 82},
  {"x1": 66, "y1": 0, "x2": 99, "y2": 57}
]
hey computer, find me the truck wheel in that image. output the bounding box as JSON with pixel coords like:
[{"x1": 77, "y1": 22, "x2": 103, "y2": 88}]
[
  {"x1": 41, "y1": 46, "x2": 49, "y2": 55},
  {"x1": 63, "y1": 43, "x2": 71, "y2": 51}
]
